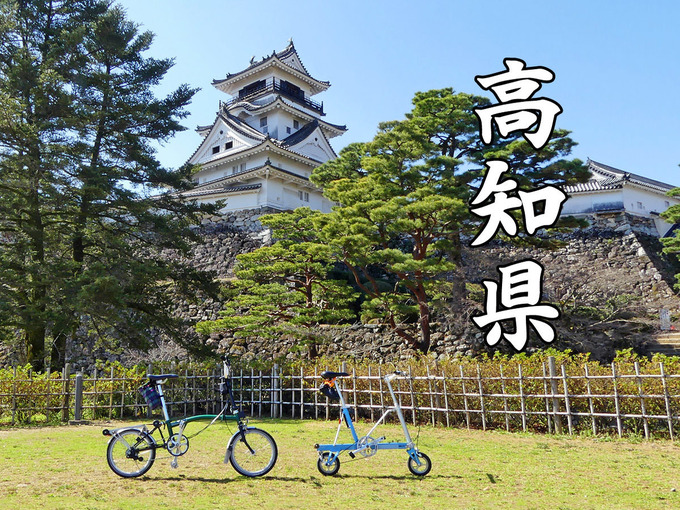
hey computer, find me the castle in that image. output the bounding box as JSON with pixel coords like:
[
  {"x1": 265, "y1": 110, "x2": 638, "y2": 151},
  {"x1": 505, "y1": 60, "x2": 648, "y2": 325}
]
[
  {"x1": 180, "y1": 42, "x2": 679, "y2": 239},
  {"x1": 180, "y1": 41, "x2": 345, "y2": 214}
]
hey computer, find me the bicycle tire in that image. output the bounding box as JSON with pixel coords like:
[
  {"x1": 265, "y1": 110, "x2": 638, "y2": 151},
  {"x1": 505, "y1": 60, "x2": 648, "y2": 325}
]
[
  {"x1": 228, "y1": 428, "x2": 278, "y2": 477},
  {"x1": 407, "y1": 451, "x2": 431, "y2": 476},
  {"x1": 317, "y1": 452, "x2": 340, "y2": 476},
  {"x1": 107, "y1": 429, "x2": 157, "y2": 478}
]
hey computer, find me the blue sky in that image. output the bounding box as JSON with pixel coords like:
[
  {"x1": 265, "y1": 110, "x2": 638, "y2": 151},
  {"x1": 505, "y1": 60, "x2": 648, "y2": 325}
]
[{"x1": 117, "y1": 0, "x2": 680, "y2": 185}]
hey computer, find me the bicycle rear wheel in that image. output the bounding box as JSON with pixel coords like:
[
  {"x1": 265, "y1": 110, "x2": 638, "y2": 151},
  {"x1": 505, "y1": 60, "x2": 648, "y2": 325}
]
[
  {"x1": 107, "y1": 429, "x2": 157, "y2": 478},
  {"x1": 228, "y1": 427, "x2": 278, "y2": 477}
]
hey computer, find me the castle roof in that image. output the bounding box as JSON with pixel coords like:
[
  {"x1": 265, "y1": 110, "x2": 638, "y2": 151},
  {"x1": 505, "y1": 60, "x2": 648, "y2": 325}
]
[
  {"x1": 212, "y1": 42, "x2": 330, "y2": 96},
  {"x1": 564, "y1": 159, "x2": 677, "y2": 195}
]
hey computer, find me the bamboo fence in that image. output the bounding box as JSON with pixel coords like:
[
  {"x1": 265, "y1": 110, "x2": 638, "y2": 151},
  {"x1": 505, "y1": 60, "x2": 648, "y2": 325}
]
[{"x1": 2, "y1": 357, "x2": 680, "y2": 439}]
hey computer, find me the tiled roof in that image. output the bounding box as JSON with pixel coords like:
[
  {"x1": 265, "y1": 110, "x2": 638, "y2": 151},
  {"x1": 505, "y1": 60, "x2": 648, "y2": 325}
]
[
  {"x1": 212, "y1": 42, "x2": 330, "y2": 89},
  {"x1": 186, "y1": 112, "x2": 266, "y2": 165},
  {"x1": 182, "y1": 184, "x2": 262, "y2": 199},
  {"x1": 279, "y1": 119, "x2": 320, "y2": 147},
  {"x1": 563, "y1": 159, "x2": 676, "y2": 195},
  {"x1": 225, "y1": 96, "x2": 347, "y2": 134}
]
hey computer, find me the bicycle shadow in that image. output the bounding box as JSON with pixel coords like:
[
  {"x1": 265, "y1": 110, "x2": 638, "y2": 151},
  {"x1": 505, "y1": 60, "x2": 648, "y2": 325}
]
[
  {"x1": 147, "y1": 474, "x2": 310, "y2": 484},
  {"x1": 147, "y1": 473, "x2": 460, "y2": 483}
]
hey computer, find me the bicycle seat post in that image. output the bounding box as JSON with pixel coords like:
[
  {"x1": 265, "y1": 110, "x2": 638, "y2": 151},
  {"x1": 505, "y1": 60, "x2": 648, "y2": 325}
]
[
  {"x1": 155, "y1": 381, "x2": 171, "y2": 423},
  {"x1": 385, "y1": 372, "x2": 413, "y2": 445}
]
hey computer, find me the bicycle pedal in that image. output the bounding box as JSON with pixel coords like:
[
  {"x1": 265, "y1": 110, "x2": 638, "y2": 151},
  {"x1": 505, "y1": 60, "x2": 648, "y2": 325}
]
[{"x1": 349, "y1": 452, "x2": 355, "y2": 459}]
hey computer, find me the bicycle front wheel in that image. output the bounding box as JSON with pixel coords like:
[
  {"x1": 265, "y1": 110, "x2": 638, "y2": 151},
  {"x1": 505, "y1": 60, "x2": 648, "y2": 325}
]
[
  {"x1": 107, "y1": 429, "x2": 157, "y2": 478},
  {"x1": 228, "y1": 428, "x2": 278, "y2": 477}
]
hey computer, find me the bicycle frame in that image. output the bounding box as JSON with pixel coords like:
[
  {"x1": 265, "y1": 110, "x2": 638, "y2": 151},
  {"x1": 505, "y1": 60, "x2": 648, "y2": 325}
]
[
  {"x1": 104, "y1": 359, "x2": 257, "y2": 464},
  {"x1": 316, "y1": 372, "x2": 425, "y2": 467}
]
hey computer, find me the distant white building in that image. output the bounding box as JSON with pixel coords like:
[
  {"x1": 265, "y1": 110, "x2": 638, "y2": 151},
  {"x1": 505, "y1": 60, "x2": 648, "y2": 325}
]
[
  {"x1": 180, "y1": 42, "x2": 346, "y2": 213},
  {"x1": 562, "y1": 159, "x2": 679, "y2": 237}
]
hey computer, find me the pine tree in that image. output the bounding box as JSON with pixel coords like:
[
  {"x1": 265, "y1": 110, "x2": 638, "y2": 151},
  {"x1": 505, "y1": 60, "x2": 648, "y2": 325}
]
[
  {"x1": 0, "y1": 1, "x2": 214, "y2": 370},
  {"x1": 311, "y1": 88, "x2": 588, "y2": 353},
  {"x1": 197, "y1": 209, "x2": 357, "y2": 357}
]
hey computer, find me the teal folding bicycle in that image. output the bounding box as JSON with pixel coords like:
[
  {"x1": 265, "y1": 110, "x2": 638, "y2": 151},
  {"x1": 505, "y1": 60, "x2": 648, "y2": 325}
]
[
  {"x1": 315, "y1": 370, "x2": 431, "y2": 476},
  {"x1": 103, "y1": 358, "x2": 277, "y2": 478}
]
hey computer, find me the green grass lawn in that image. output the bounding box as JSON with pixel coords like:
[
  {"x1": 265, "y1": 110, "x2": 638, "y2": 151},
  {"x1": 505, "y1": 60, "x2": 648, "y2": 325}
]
[{"x1": 1, "y1": 418, "x2": 679, "y2": 509}]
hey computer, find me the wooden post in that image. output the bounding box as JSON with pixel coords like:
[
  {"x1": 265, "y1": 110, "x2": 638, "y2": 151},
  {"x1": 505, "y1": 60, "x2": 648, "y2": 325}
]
[
  {"x1": 518, "y1": 364, "x2": 527, "y2": 432},
  {"x1": 442, "y1": 369, "x2": 450, "y2": 428},
  {"x1": 368, "y1": 366, "x2": 374, "y2": 422},
  {"x1": 378, "y1": 364, "x2": 385, "y2": 416},
  {"x1": 62, "y1": 363, "x2": 71, "y2": 423},
  {"x1": 278, "y1": 364, "x2": 283, "y2": 419},
  {"x1": 271, "y1": 365, "x2": 278, "y2": 419},
  {"x1": 611, "y1": 363, "x2": 623, "y2": 438},
  {"x1": 500, "y1": 365, "x2": 510, "y2": 432},
  {"x1": 477, "y1": 364, "x2": 486, "y2": 431},
  {"x1": 660, "y1": 362, "x2": 674, "y2": 440},
  {"x1": 584, "y1": 364, "x2": 597, "y2": 435},
  {"x1": 634, "y1": 362, "x2": 650, "y2": 440},
  {"x1": 192, "y1": 367, "x2": 197, "y2": 416},
  {"x1": 314, "y1": 366, "x2": 319, "y2": 420},
  {"x1": 460, "y1": 364, "x2": 471, "y2": 429},
  {"x1": 541, "y1": 362, "x2": 552, "y2": 434},
  {"x1": 548, "y1": 357, "x2": 562, "y2": 435},
  {"x1": 247, "y1": 368, "x2": 252, "y2": 416},
  {"x1": 561, "y1": 365, "x2": 573, "y2": 435},
  {"x1": 108, "y1": 365, "x2": 114, "y2": 421},
  {"x1": 120, "y1": 369, "x2": 126, "y2": 419},
  {"x1": 426, "y1": 365, "x2": 436, "y2": 426},
  {"x1": 352, "y1": 366, "x2": 358, "y2": 423},
  {"x1": 258, "y1": 369, "x2": 263, "y2": 418},
  {"x1": 45, "y1": 367, "x2": 51, "y2": 422},
  {"x1": 300, "y1": 366, "x2": 305, "y2": 419},
  {"x1": 73, "y1": 373, "x2": 84, "y2": 422},
  {"x1": 92, "y1": 367, "x2": 98, "y2": 420},
  {"x1": 408, "y1": 365, "x2": 417, "y2": 426},
  {"x1": 11, "y1": 366, "x2": 17, "y2": 426}
]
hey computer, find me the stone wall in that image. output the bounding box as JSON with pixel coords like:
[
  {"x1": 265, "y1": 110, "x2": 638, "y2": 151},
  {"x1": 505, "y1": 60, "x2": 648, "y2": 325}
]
[
  {"x1": 58, "y1": 209, "x2": 680, "y2": 367},
  {"x1": 186, "y1": 211, "x2": 680, "y2": 364}
]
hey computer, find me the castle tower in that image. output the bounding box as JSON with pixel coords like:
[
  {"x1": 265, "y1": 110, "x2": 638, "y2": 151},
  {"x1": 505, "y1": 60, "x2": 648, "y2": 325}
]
[{"x1": 181, "y1": 41, "x2": 346, "y2": 213}]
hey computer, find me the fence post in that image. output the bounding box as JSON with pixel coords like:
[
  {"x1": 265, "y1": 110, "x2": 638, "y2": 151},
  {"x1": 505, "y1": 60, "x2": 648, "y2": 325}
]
[
  {"x1": 441, "y1": 368, "x2": 450, "y2": 428},
  {"x1": 499, "y1": 365, "x2": 510, "y2": 432},
  {"x1": 11, "y1": 366, "x2": 17, "y2": 426},
  {"x1": 61, "y1": 363, "x2": 71, "y2": 423},
  {"x1": 476, "y1": 364, "x2": 486, "y2": 431},
  {"x1": 272, "y1": 364, "x2": 279, "y2": 419},
  {"x1": 426, "y1": 365, "x2": 436, "y2": 426},
  {"x1": 518, "y1": 364, "x2": 527, "y2": 433},
  {"x1": 460, "y1": 364, "x2": 471, "y2": 429},
  {"x1": 660, "y1": 362, "x2": 674, "y2": 440},
  {"x1": 561, "y1": 365, "x2": 573, "y2": 435},
  {"x1": 71, "y1": 373, "x2": 84, "y2": 424},
  {"x1": 634, "y1": 362, "x2": 650, "y2": 440},
  {"x1": 548, "y1": 357, "x2": 563, "y2": 434},
  {"x1": 611, "y1": 363, "x2": 623, "y2": 438},
  {"x1": 584, "y1": 364, "x2": 597, "y2": 435}
]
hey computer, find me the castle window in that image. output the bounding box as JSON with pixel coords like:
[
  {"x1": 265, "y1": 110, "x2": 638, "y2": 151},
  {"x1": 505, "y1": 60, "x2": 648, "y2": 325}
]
[
  {"x1": 293, "y1": 120, "x2": 299, "y2": 129},
  {"x1": 224, "y1": 141, "x2": 233, "y2": 150},
  {"x1": 212, "y1": 146, "x2": 220, "y2": 154},
  {"x1": 260, "y1": 116, "x2": 268, "y2": 127},
  {"x1": 298, "y1": 190, "x2": 309, "y2": 202},
  {"x1": 239, "y1": 80, "x2": 266, "y2": 98},
  {"x1": 286, "y1": 127, "x2": 291, "y2": 134},
  {"x1": 637, "y1": 201, "x2": 643, "y2": 210}
]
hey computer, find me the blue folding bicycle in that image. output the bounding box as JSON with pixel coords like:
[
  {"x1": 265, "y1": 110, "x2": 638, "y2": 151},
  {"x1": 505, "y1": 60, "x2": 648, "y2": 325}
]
[{"x1": 314, "y1": 370, "x2": 431, "y2": 476}]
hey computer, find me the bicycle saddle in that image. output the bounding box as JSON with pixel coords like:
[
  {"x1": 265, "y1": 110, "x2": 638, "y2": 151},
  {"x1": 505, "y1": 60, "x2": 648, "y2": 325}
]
[
  {"x1": 147, "y1": 374, "x2": 178, "y2": 383},
  {"x1": 320, "y1": 371, "x2": 349, "y2": 380}
]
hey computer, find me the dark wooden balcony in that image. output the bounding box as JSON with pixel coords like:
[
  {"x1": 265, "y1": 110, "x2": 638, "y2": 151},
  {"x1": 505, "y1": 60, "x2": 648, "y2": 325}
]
[{"x1": 224, "y1": 78, "x2": 324, "y2": 114}]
